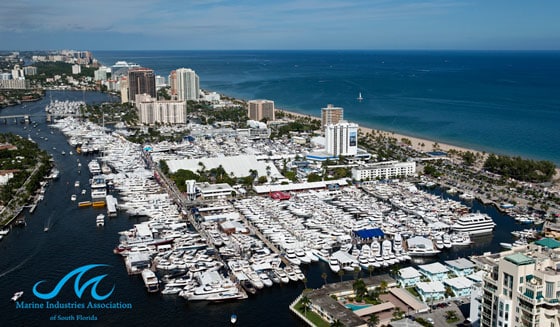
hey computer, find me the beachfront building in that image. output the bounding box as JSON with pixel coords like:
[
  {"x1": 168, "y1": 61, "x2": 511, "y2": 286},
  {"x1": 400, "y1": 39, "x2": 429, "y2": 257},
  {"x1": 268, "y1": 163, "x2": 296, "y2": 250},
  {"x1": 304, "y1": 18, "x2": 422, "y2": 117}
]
[
  {"x1": 136, "y1": 94, "x2": 187, "y2": 125},
  {"x1": 197, "y1": 182, "x2": 235, "y2": 200},
  {"x1": 325, "y1": 121, "x2": 358, "y2": 157},
  {"x1": 443, "y1": 276, "x2": 473, "y2": 297},
  {"x1": 415, "y1": 281, "x2": 446, "y2": 302},
  {"x1": 94, "y1": 67, "x2": 108, "y2": 81},
  {"x1": 168, "y1": 70, "x2": 177, "y2": 97},
  {"x1": 248, "y1": 99, "x2": 275, "y2": 122},
  {"x1": 119, "y1": 76, "x2": 129, "y2": 104},
  {"x1": 417, "y1": 262, "x2": 450, "y2": 282},
  {"x1": 71, "y1": 64, "x2": 81, "y2": 75},
  {"x1": 397, "y1": 267, "x2": 422, "y2": 287},
  {"x1": 175, "y1": 68, "x2": 199, "y2": 101},
  {"x1": 321, "y1": 104, "x2": 344, "y2": 128},
  {"x1": 444, "y1": 258, "x2": 476, "y2": 277},
  {"x1": 128, "y1": 67, "x2": 156, "y2": 103},
  {"x1": 471, "y1": 239, "x2": 560, "y2": 327},
  {"x1": 351, "y1": 161, "x2": 416, "y2": 181}
]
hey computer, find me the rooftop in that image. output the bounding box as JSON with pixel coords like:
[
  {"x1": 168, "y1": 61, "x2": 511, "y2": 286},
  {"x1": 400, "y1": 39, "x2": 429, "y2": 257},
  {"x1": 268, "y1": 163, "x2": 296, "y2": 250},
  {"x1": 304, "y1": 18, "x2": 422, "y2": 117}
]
[
  {"x1": 505, "y1": 253, "x2": 535, "y2": 266},
  {"x1": 445, "y1": 258, "x2": 475, "y2": 270}
]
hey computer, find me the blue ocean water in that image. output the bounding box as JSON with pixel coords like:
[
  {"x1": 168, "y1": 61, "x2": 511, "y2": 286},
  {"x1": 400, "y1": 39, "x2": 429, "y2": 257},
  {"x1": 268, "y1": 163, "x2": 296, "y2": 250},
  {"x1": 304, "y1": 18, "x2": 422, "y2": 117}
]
[{"x1": 94, "y1": 50, "x2": 560, "y2": 165}]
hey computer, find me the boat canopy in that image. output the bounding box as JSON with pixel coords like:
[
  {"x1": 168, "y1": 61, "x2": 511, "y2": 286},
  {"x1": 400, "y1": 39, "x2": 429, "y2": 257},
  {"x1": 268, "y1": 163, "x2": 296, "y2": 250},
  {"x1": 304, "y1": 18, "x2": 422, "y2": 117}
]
[{"x1": 353, "y1": 228, "x2": 385, "y2": 239}]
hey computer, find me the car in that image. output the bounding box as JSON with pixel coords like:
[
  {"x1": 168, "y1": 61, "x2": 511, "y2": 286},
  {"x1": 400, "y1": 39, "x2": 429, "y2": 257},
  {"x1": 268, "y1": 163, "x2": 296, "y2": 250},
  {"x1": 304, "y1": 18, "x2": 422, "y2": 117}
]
[{"x1": 427, "y1": 317, "x2": 434, "y2": 325}]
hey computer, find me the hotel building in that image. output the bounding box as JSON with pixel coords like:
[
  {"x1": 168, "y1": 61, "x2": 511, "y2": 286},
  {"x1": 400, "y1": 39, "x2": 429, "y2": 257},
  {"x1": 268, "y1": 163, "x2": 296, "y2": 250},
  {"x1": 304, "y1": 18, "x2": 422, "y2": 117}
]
[
  {"x1": 321, "y1": 104, "x2": 344, "y2": 127},
  {"x1": 128, "y1": 67, "x2": 156, "y2": 103},
  {"x1": 472, "y1": 239, "x2": 560, "y2": 327},
  {"x1": 325, "y1": 121, "x2": 358, "y2": 157},
  {"x1": 247, "y1": 99, "x2": 275, "y2": 122},
  {"x1": 175, "y1": 68, "x2": 199, "y2": 101},
  {"x1": 351, "y1": 161, "x2": 416, "y2": 181},
  {"x1": 136, "y1": 94, "x2": 187, "y2": 125}
]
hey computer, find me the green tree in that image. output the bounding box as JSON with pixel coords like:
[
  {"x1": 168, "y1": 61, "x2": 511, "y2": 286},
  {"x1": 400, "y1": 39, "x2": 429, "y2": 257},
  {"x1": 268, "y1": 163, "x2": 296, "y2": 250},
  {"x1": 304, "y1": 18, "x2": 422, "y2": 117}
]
[
  {"x1": 338, "y1": 269, "x2": 345, "y2": 282},
  {"x1": 367, "y1": 313, "x2": 380, "y2": 327},
  {"x1": 301, "y1": 295, "x2": 311, "y2": 317},
  {"x1": 330, "y1": 319, "x2": 344, "y2": 327},
  {"x1": 321, "y1": 272, "x2": 328, "y2": 285}
]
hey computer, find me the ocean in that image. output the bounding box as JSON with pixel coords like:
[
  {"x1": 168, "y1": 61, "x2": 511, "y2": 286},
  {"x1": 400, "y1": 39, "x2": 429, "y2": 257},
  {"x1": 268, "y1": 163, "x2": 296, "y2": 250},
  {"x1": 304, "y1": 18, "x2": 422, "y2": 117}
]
[{"x1": 93, "y1": 50, "x2": 560, "y2": 165}]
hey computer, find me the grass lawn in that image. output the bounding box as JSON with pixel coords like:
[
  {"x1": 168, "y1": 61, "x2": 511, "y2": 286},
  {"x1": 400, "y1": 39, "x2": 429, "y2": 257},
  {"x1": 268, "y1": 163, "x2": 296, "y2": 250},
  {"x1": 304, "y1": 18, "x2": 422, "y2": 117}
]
[{"x1": 295, "y1": 299, "x2": 330, "y2": 327}]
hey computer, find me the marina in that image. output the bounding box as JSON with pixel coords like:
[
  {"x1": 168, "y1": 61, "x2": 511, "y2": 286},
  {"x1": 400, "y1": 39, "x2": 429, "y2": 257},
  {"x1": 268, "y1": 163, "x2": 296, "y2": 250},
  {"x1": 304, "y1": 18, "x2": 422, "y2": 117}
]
[{"x1": 0, "y1": 90, "x2": 550, "y2": 326}]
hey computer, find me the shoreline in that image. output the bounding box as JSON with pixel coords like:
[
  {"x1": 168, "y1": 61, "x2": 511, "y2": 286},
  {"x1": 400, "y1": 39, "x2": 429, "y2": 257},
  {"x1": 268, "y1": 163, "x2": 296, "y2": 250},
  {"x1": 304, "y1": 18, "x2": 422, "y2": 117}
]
[
  {"x1": 277, "y1": 108, "x2": 560, "y2": 187},
  {"x1": 277, "y1": 108, "x2": 485, "y2": 157}
]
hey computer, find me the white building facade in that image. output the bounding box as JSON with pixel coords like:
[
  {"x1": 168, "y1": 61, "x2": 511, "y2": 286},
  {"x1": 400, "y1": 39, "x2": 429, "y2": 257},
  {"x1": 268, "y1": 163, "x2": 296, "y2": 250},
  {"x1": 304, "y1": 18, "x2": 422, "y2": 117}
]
[
  {"x1": 352, "y1": 161, "x2": 416, "y2": 181},
  {"x1": 136, "y1": 94, "x2": 187, "y2": 125},
  {"x1": 325, "y1": 121, "x2": 358, "y2": 157},
  {"x1": 176, "y1": 68, "x2": 199, "y2": 101}
]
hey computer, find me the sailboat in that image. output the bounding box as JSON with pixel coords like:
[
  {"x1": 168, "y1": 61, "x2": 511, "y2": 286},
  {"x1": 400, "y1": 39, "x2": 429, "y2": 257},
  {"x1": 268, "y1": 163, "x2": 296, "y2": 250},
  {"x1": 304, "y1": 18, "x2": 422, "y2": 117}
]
[{"x1": 357, "y1": 92, "x2": 363, "y2": 102}]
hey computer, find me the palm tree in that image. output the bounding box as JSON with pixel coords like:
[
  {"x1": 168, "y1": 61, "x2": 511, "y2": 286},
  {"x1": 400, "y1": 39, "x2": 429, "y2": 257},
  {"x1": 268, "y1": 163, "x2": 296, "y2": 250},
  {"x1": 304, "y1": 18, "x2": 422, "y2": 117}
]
[
  {"x1": 367, "y1": 313, "x2": 380, "y2": 327},
  {"x1": 379, "y1": 280, "x2": 388, "y2": 294},
  {"x1": 321, "y1": 272, "x2": 328, "y2": 285},
  {"x1": 367, "y1": 265, "x2": 374, "y2": 277},
  {"x1": 338, "y1": 269, "x2": 345, "y2": 282},
  {"x1": 300, "y1": 295, "x2": 311, "y2": 317},
  {"x1": 353, "y1": 266, "x2": 361, "y2": 280},
  {"x1": 392, "y1": 307, "x2": 404, "y2": 320}
]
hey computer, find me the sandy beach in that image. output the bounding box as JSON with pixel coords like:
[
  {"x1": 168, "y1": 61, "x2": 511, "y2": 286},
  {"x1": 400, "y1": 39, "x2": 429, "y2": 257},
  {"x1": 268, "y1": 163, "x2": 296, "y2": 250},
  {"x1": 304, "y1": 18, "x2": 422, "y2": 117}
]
[{"x1": 277, "y1": 108, "x2": 485, "y2": 157}]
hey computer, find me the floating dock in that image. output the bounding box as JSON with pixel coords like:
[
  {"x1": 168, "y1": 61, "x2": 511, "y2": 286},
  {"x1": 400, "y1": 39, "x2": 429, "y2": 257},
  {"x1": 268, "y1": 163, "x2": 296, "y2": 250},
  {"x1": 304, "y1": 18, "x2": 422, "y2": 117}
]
[
  {"x1": 92, "y1": 201, "x2": 106, "y2": 208},
  {"x1": 78, "y1": 201, "x2": 92, "y2": 207}
]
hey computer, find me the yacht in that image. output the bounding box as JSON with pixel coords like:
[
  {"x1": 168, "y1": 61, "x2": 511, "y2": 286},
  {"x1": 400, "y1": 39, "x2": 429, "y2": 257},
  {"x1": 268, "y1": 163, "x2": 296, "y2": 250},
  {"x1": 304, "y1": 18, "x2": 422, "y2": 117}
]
[
  {"x1": 452, "y1": 212, "x2": 496, "y2": 235},
  {"x1": 11, "y1": 291, "x2": 23, "y2": 302},
  {"x1": 328, "y1": 258, "x2": 340, "y2": 273},
  {"x1": 96, "y1": 214, "x2": 105, "y2": 227},
  {"x1": 141, "y1": 269, "x2": 159, "y2": 293}
]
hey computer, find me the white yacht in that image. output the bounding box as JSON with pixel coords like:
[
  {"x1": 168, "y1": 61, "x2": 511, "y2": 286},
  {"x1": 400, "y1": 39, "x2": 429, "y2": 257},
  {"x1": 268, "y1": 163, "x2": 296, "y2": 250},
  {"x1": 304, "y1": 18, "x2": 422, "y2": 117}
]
[
  {"x1": 141, "y1": 269, "x2": 159, "y2": 293},
  {"x1": 452, "y1": 212, "x2": 496, "y2": 235},
  {"x1": 328, "y1": 258, "x2": 340, "y2": 273}
]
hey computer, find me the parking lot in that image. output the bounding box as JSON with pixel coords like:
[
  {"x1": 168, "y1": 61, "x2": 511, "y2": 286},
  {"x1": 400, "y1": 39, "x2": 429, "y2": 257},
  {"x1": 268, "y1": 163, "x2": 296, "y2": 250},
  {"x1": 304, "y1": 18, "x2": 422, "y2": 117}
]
[{"x1": 413, "y1": 301, "x2": 466, "y2": 326}]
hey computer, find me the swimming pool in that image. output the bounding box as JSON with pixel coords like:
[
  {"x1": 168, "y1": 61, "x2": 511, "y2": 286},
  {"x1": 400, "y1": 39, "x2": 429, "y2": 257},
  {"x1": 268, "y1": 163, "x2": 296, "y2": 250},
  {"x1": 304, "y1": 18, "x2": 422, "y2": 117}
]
[{"x1": 345, "y1": 303, "x2": 372, "y2": 311}]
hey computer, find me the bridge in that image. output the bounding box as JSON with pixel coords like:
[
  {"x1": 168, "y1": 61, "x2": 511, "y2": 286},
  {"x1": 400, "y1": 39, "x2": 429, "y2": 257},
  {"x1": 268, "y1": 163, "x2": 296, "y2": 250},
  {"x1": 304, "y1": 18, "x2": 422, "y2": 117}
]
[{"x1": 0, "y1": 114, "x2": 33, "y2": 124}]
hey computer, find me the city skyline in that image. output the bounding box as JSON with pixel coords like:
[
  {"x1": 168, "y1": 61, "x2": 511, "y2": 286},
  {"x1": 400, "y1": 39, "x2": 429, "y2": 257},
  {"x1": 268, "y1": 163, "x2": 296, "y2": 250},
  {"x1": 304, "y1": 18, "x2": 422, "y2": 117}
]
[{"x1": 1, "y1": 0, "x2": 559, "y2": 51}]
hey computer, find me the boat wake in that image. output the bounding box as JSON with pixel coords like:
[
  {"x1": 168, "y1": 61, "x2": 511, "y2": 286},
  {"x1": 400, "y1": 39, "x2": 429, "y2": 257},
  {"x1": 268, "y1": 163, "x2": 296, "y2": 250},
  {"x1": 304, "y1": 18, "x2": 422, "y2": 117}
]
[{"x1": 0, "y1": 247, "x2": 41, "y2": 278}]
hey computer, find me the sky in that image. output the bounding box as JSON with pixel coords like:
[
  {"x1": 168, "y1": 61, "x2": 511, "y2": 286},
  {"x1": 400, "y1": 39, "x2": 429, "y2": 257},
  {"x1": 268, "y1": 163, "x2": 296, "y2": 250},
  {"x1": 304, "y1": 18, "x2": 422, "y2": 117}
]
[{"x1": 1, "y1": 0, "x2": 560, "y2": 51}]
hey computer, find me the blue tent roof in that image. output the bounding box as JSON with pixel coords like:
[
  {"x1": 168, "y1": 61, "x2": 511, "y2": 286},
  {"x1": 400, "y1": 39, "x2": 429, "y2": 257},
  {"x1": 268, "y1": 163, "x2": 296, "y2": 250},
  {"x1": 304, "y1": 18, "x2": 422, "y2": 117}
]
[{"x1": 353, "y1": 228, "x2": 384, "y2": 239}]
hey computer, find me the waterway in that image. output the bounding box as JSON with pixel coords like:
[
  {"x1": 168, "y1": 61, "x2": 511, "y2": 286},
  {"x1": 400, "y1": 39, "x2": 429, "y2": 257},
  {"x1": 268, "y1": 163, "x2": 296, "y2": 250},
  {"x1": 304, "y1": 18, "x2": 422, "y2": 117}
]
[{"x1": 0, "y1": 90, "x2": 538, "y2": 326}]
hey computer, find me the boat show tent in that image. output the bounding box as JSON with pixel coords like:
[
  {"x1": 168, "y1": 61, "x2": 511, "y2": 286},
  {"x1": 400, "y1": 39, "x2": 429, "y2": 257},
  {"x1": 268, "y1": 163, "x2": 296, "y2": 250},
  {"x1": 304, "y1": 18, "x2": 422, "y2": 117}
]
[
  {"x1": 353, "y1": 228, "x2": 385, "y2": 241},
  {"x1": 534, "y1": 238, "x2": 560, "y2": 249}
]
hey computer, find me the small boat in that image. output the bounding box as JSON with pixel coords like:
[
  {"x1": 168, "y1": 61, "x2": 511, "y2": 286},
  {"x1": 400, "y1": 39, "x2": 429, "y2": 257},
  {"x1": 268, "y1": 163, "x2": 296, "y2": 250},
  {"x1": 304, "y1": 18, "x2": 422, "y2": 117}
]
[
  {"x1": 230, "y1": 314, "x2": 237, "y2": 324},
  {"x1": 44, "y1": 227, "x2": 49, "y2": 232},
  {"x1": 71, "y1": 194, "x2": 77, "y2": 201},
  {"x1": 11, "y1": 291, "x2": 23, "y2": 302},
  {"x1": 357, "y1": 92, "x2": 363, "y2": 102}
]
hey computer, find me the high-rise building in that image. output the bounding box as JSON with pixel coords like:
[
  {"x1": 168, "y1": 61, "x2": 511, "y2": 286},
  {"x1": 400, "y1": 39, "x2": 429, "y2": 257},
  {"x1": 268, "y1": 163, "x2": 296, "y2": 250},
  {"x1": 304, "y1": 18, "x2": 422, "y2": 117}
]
[
  {"x1": 136, "y1": 94, "x2": 187, "y2": 125},
  {"x1": 71, "y1": 64, "x2": 81, "y2": 75},
  {"x1": 325, "y1": 121, "x2": 358, "y2": 157},
  {"x1": 176, "y1": 68, "x2": 199, "y2": 101},
  {"x1": 119, "y1": 76, "x2": 129, "y2": 104},
  {"x1": 128, "y1": 67, "x2": 156, "y2": 103},
  {"x1": 11, "y1": 65, "x2": 24, "y2": 79},
  {"x1": 472, "y1": 240, "x2": 560, "y2": 327},
  {"x1": 321, "y1": 104, "x2": 344, "y2": 127},
  {"x1": 23, "y1": 66, "x2": 37, "y2": 76},
  {"x1": 168, "y1": 70, "x2": 177, "y2": 97},
  {"x1": 247, "y1": 99, "x2": 275, "y2": 122}
]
